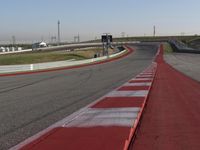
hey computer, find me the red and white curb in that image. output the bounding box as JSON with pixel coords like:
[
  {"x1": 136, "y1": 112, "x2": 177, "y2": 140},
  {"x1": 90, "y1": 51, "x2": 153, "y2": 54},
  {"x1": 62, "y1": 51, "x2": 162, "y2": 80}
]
[{"x1": 11, "y1": 63, "x2": 157, "y2": 150}]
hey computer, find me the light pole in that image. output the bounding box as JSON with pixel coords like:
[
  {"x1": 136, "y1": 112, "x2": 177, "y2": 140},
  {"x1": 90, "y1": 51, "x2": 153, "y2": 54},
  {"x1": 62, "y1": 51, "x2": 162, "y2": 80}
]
[
  {"x1": 58, "y1": 20, "x2": 61, "y2": 45},
  {"x1": 153, "y1": 25, "x2": 156, "y2": 37}
]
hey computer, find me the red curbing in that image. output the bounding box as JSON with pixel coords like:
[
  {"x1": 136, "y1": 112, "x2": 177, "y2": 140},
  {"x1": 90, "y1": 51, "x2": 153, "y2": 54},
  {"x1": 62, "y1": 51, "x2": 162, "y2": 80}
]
[
  {"x1": 118, "y1": 86, "x2": 150, "y2": 91},
  {"x1": 0, "y1": 45, "x2": 133, "y2": 77},
  {"x1": 123, "y1": 63, "x2": 157, "y2": 150},
  {"x1": 123, "y1": 44, "x2": 162, "y2": 150}
]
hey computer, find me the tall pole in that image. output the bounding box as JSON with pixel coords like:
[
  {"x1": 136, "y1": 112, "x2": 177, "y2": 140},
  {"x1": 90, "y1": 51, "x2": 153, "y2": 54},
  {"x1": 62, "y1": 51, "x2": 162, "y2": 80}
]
[
  {"x1": 153, "y1": 25, "x2": 156, "y2": 37},
  {"x1": 12, "y1": 36, "x2": 16, "y2": 47},
  {"x1": 78, "y1": 33, "x2": 80, "y2": 43},
  {"x1": 58, "y1": 20, "x2": 60, "y2": 45}
]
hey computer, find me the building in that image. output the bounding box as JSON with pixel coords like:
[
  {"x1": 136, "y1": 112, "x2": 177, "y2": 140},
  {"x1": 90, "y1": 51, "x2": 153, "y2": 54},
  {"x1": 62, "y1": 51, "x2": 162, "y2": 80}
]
[
  {"x1": 32, "y1": 42, "x2": 47, "y2": 50},
  {"x1": 0, "y1": 47, "x2": 5, "y2": 52}
]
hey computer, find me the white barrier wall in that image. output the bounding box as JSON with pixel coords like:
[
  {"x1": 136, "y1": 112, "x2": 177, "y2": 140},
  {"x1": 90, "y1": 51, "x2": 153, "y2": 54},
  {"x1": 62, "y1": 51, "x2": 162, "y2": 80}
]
[{"x1": 0, "y1": 50, "x2": 126, "y2": 74}]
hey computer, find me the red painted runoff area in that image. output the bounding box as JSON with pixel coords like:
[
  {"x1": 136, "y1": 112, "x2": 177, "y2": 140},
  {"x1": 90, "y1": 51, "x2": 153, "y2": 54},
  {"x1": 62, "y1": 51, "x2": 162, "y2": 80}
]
[
  {"x1": 132, "y1": 45, "x2": 200, "y2": 150},
  {"x1": 92, "y1": 97, "x2": 145, "y2": 108},
  {"x1": 20, "y1": 127, "x2": 130, "y2": 150}
]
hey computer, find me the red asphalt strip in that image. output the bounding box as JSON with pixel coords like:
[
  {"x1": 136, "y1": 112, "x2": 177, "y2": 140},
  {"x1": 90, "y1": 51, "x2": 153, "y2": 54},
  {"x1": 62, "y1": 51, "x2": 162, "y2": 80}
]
[
  {"x1": 131, "y1": 45, "x2": 200, "y2": 150},
  {"x1": 20, "y1": 127, "x2": 131, "y2": 150},
  {"x1": 92, "y1": 97, "x2": 145, "y2": 108},
  {"x1": 0, "y1": 46, "x2": 133, "y2": 77}
]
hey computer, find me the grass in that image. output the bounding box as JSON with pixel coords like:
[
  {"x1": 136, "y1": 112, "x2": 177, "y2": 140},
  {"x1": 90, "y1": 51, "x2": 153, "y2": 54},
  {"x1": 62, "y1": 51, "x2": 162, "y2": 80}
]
[
  {"x1": 90, "y1": 35, "x2": 200, "y2": 43},
  {"x1": 0, "y1": 48, "x2": 108, "y2": 65},
  {"x1": 70, "y1": 48, "x2": 103, "y2": 58},
  {"x1": 163, "y1": 43, "x2": 173, "y2": 53}
]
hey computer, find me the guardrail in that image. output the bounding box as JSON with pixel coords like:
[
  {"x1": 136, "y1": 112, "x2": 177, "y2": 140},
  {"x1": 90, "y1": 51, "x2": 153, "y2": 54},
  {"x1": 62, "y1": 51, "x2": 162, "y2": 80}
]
[
  {"x1": 169, "y1": 40, "x2": 200, "y2": 54},
  {"x1": 0, "y1": 50, "x2": 127, "y2": 74}
]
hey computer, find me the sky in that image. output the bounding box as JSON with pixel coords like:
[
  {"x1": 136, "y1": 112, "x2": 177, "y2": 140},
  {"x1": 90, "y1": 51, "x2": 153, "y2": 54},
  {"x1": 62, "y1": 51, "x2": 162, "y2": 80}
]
[{"x1": 0, "y1": 0, "x2": 200, "y2": 44}]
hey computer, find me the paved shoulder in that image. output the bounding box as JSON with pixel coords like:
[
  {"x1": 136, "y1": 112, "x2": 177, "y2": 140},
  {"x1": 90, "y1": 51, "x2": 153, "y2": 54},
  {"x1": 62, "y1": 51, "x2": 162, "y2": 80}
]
[
  {"x1": 132, "y1": 45, "x2": 200, "y2": 150},
  {"x1": 164, "y1": 53, "x2": 200, "y2": 81}
]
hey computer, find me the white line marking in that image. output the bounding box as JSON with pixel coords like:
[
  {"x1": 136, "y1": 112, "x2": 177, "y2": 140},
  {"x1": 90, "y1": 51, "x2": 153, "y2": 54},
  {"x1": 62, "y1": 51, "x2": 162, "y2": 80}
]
[
  {"x1": 124, "y1": 82, "x2": 151, "y2": 86},
  {"x1": 64, "y1": 108, "x2": 140, "y2": 127},
  {"x1": 139, "y1": 73, "x2": 153, "y2": 75},
  {"x1": 132, "y1": 78, "x2": 153, "y2": 81},
  {"x1": 30, "y1": 64, "x2": 33, "y2": 71},
  {"x1": 106, "y1": 90, "x2": 148, "y2": 97},
  {"x1": 137, "y1": 75, "x2": 153, "y2": 78}
]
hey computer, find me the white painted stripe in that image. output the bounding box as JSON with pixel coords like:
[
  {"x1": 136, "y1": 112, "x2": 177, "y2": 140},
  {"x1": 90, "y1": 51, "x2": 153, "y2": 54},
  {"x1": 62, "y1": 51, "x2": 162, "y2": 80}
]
[
  {"x1": 30, "y1": 64, "x2": 33, "y2": 71},
  {"x1": 66, "y1": 118, "x2": 136, "y2": 127},
  {"x1": 143, "y1": 71, "x2": 154, "y2": 73},
  {"x1": 124, "y1": 82, "x2": 151, "y2": 86},
  {"x1": 106, "y1": 90, "x2": 148, "y2": 97},
  {"x1": 140, "y1": 73, "x2": 154, "y2": 75},
  {"x1": 64, "y1": 108, "x2": 140, "y2": 127},
  {"x1": 138, "y1": 74, "x2": 153, "y2": 76},
  {"x1": 144, "y1": 69, "x2": 155, "y2": 72},
  {"x1": 136, "y1": 75, "x2": 153, "y2": 78},
  {"x1": 140, "y1": 72, "x2": 153, "y2": 75},
  {"x1": 139, "y1": 73, "x2": 154, "y2": 76},
  {"x1": 143, "y1": 73, "x2": 154, "y2": 75},
  {"x1": 132, "y1": 78, "x2": 153, "y2": 81},
  {"x1": 85, "y1": 107, "x2": 140, "y2": 113}
]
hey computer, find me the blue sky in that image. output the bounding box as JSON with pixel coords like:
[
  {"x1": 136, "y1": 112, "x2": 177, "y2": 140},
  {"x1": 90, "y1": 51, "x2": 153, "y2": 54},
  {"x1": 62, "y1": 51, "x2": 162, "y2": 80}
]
[{"x1": 1, "y1": 0, "x2": 200, "y2": 43}]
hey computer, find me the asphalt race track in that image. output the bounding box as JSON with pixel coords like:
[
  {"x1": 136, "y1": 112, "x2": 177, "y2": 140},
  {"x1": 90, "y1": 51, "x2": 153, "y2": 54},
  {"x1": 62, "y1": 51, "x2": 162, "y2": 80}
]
[
  {"x1": 0, "y1": 44, "x2": 158, "y2": 150},
  {"x1": 164, "y1": 53, "x2": 200, "y2": 82}
]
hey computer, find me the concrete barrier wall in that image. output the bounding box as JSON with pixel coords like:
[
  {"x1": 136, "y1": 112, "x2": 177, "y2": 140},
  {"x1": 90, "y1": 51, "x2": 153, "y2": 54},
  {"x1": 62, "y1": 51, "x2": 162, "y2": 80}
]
[
  {"x1": 0, "y1": 50, "x2": 126, "y2": 74},
  {"x1": 169, "y1": 40, "x2": 200, "y2": 54}
]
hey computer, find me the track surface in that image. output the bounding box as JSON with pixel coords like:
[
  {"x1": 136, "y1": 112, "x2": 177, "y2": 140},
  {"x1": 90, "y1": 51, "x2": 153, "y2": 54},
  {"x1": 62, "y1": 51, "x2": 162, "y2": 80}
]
[
  {"x1": 0, "y1": 44, "x2": 157, "y2": 150},
  {"x1": 131, "y1": 46, "x2": 200, "y2": 150},
  {"x1": 164, "y1": 53, "x2": 200, "y2": 81}
]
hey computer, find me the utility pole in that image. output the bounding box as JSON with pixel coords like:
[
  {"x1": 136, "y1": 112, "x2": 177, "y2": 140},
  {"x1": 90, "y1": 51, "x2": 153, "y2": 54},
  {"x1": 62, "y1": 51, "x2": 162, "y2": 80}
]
[
  {"x1": 153, "y1": 25, "x2": 156, "y2": 37},
  {"x1": 78, "y1": 33, "x2": 80, "y2": 43},
  {"x1": 74, "y1": 34, "x2": 80, "y2": 43},
  {"x1": 57, "y1": 20, "x2": 61, "y2": 45},
  {"x1": 121, "y1": 32, "x2": 125, "y2": 38}
]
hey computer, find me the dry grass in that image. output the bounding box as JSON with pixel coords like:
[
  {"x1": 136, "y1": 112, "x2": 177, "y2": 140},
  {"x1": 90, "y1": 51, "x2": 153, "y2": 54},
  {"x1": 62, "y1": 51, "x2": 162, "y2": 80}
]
[{"x1": 0, "y1": 47, "x2": 118, "y2": 65}]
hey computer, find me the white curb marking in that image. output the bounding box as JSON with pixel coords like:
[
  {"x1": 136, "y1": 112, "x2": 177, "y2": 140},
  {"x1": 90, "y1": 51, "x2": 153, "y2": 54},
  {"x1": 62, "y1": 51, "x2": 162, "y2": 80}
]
[
  {"x1": 64, "y1": 108, "x2": 140, "y2": 127},
  {"x1": 124, "y1": 82, "x2": 151, "y2": 86},
  {"x1": 133, "y1": 78, "x2": 153, "y2": 81},
  {"x1": 106, "y1": 90, "x2": 148, "y2": 97}
]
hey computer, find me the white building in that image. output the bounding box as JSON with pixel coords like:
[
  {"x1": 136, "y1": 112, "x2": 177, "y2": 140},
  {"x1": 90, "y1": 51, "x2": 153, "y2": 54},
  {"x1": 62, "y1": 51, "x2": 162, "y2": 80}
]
[
  {"x1": 32, "y1": 42, "x2": 47, "y2": 50},
  {"x1": 0, "y1": 47, "x2": 5, "y2": 52}
]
